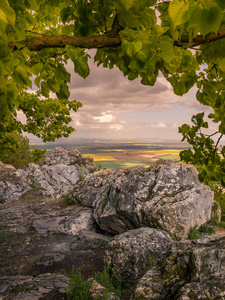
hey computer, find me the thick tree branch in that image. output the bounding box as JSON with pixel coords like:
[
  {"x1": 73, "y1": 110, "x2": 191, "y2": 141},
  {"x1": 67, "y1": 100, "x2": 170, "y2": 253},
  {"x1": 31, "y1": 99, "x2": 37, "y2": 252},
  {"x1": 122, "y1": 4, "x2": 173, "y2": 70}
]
[
  {"x1": 8, "y1": 21, "x2": 225, "y2": 52},
  {"x1": 9, "y1": 14, "x2": 122, "y2": 51},
  {"x1": 174, "y1": 30, "x2": 225, "y2": 47},
  {"x1": 13, "y1": 34, "x2": 121, "y2": 51}
]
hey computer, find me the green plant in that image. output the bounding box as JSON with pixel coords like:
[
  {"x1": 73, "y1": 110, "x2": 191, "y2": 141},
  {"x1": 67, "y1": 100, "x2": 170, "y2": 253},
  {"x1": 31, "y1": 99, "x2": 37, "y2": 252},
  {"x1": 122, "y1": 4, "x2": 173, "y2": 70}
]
[
  {"x1": 170, "y1": 232, "x2": 182, "y2": 241},
  {"x1": 188, "y1": 225, "x2": 215, "y2": 240},
  {"x1": 67, "y1": 267, "x2": 92, "y2": 300},
  {"x1": 214, "y1": 188, "x2": 225, "y2": 222},
  {"x1": 207, "y1": 216, "x2": 219, "y2": 226},
  {"x1": 78, "y1": 166, "x2": 86, "y2": 183},
  {"x1": 31, "y1": 148, "x2": 47, "y2": 164},
  {"x1": 29, "y1": 226, "x2": 38, "y2": 235},
  {"x1": 94, "y1": 265, "x2": 121, "y2": 298},
  {"x1": 62, "y1": 193, "x2": 74, "y2": 206},
  {"x1": 67, "y1": 265, "x2": 122, "y2": 299},
  {"x1": 102, "y1": 199, "x2": 108, "y2": 211}
]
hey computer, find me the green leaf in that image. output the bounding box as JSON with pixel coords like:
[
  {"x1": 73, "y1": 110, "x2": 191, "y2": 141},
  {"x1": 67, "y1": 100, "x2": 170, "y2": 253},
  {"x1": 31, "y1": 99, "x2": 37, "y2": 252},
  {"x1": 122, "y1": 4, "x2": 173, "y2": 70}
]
[
  {"x1": 0, "y1": 0, "x2": 16, "y2": 25},
  {"x1": 174, "y1": 81, "x2": 186, "y2": 95},
  {"x1": 159, "y1": 37, "x2": 174, "y2": 63},
  {"x1": 74, "y1": 55, "x2": 90, "y2": 78},
  {"x1": 41, "y1": 81, "x2": 50, "y2": 97},
  {"x1": 119, "y1": 12, "x2": 140, "y2": 27},
  {"x1": 188, "y1": 0, "x2": 202, "y2": 29},
  {"x1": 200, "y1": 6, "x2": 222, "y2": 36},
  {"x1": 215, "y1": 0, "x2": 225, "y2": 10},
  {"x1": 31, "y1": 63, "x2": 43, "y2": 76},
  {"x1": 122, "y1": 40, "x2": 142, "y2": 57},
  {"x1": 47, "y1": 79, "x2": 60, "y2": 93},
  {"x1": 218, "y1": 58, "x2": 225, "y2": 72},
  {"x1": 60, "y1": 6, "x2": 74, "y2": 23},
  {"x1": 168, "y1": 0, "x2": 188, "y2": 28},
  {"x1": 120, "y1": 0, "x2": 135, "y2": 10},
  {"x1": 0, "y1": 8, "x2": 7, "y2": 22},
  {"x1": 13, "y1": 66, "x2": 31, "y2": 87}
]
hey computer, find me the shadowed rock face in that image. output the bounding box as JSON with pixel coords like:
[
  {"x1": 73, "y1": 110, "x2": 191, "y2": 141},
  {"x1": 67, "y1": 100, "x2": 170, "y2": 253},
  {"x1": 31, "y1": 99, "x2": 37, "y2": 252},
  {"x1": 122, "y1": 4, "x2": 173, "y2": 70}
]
[
  {"x1": 73, "y1": 160, "x2": 214, "y2": 237},
  {"x1": 104, "y1": 227, "x2": 173, "y2": 281}
]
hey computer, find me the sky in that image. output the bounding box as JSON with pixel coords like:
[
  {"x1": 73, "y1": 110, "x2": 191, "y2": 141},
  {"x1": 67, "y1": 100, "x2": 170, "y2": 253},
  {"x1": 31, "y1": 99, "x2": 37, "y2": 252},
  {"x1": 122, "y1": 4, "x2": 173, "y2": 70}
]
[
  {"x1": 62, "y1": 50, "x2": 214, "y2": 142},
  {"x1": 25, "y1": 50, "x2": 217, "y2": 143}
]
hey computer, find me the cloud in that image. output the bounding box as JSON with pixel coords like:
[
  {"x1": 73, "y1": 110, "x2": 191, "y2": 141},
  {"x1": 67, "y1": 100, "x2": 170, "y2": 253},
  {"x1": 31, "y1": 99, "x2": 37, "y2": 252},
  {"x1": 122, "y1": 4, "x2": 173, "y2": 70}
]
[
  {"x1": 146, "y1": 123, "x2": 167, "y2": 128},
  {"x1": 109, "y1": 123, "x2": 125, "y2": 131},
  {"x1": 93, "y1": 111, "x2": 115, "y2": 123}
]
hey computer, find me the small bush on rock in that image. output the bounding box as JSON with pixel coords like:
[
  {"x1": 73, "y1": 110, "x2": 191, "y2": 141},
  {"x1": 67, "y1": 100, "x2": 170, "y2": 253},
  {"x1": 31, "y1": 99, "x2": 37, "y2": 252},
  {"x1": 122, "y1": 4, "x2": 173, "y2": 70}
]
[
  {"x1": 188, "y1": 225, "x2": 215, "y2": 240},
  {"x1": 67, "y1": 267, "x2": 92, "y2": 300},
  {"x1": 67, "y1": 265, "x2": 121, "y2": 299}
]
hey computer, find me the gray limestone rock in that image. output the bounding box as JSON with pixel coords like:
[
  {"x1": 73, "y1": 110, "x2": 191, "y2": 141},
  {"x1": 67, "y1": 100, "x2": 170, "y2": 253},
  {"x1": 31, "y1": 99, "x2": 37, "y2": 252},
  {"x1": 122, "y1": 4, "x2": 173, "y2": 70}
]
[
  {"x1": 104, "y1": 227, "x2": 172, "y2": 281},
  {"x1": 134, "y1": 236, "x2": 225, "y2": 299},
  {"x1": 73, "y1": 160, "x2": 214, "y2": 237},
  {"x1": 0, "y1": 146, "x2": 96, "y2": 203},
  {"x1": 0, "y1": 273, "x2": 69, "y2": 300},
  {"x1": 0, "y1": 162, "x2": 31, "y2": 204},
  {"x1": 177, "y1": 276, "x2": 225, "y2": 300},
  {"x1": 32, "y1": 207, "x2": 95, "y2": 235}
]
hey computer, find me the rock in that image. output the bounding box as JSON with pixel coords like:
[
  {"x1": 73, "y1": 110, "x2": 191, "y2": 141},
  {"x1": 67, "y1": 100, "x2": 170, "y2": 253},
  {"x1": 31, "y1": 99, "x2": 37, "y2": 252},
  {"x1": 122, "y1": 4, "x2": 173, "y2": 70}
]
[
  {"x1": 104, "y1": 227, "x2": 172, "y2": 281},
  {"x1": 0, "y1": 162, "x2": 31, "y2": 204},
  {"x1": 0, "y1": 273, "x2": 69, "y2": 300},
  {"x1": 77, "y1": 230, "x2": 110, "y2": 249},
  {"x1": 24, "y1": 146, "x2": 96, "y2": 198},
  {"x1": 73, "y1": 160, "x2": 214, "y2": 237},
  {"x1": 134, "y1": 236, "x2": 225, "y2": 299},
  {"x1": 177, "y1": 276, "x2": 225, "y2": 299},
  {"x1": 89, "y1": 279, "x2": 119, "y2": 300},
  {"x1": 32, "y1": 207, "x2": 95, "y2": 235},
  {"x1": 135, "y1": 267, "x2": 167, "y2": 300},
  {"x1": 0, "y1": 147, "x2": 96, "y2": 203}
]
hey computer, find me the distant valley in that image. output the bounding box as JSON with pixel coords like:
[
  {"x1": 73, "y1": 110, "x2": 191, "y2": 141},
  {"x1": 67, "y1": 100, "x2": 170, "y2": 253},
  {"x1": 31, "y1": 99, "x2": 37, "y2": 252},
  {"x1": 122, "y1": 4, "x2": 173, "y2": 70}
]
[{"x1": 31, "y1": 141, "x2": 189, "y2": 169}]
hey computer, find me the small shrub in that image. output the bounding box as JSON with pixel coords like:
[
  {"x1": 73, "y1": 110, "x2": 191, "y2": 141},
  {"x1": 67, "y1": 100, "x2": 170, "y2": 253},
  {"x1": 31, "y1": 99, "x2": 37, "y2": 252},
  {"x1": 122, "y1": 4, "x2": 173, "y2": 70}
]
[
  {"x1": 188, "y1": 225, "x2": 215, "y2": 240},
  {"x1": 198, "y1": 224, "x2": 215, "y2": 235},
  {"x1": 207, "y1": 216, "x2": 219, "y2": 226},
  {"x1": 219, "y1": 221, "x2": 225, "y2": 228},
  {"x1": 67, "y1": 267, "x2": 91, "y2": 300},
  {"x1": 67, "y1": 265, "x2": 122, "y2": 299},
  {"x1": 62, "y1": 193, "x2": 74, "y2": 206},
  {"x1": 78, "y1": 166, "x2": 86, "y2": 183},
  {"x1": 94, "y1": 265, "x2": 121, "y2": 297},
  {"x1": 169, "y1": 232, "x2": 182, "y2": 241},
  {"x1": 213, "y1": 188, "x2": 225, "y2": 222}
]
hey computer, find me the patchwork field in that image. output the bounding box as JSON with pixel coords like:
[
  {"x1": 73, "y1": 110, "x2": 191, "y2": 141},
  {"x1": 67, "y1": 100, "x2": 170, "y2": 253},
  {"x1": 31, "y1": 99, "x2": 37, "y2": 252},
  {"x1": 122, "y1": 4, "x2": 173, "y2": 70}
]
[{"x1": 34, "y1": 142, "x2": 189, "y2": 170}]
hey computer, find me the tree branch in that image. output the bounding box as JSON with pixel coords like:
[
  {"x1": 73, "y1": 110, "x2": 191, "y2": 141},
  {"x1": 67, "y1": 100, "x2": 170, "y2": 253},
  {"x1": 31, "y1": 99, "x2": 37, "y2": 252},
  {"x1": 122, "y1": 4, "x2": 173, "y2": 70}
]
[
  {"x1": 174, "y1": 30, "x2": 225, "y2": 47},
  {"x1": 8, "y1": 22, "x2": 225, "y2": 52}
]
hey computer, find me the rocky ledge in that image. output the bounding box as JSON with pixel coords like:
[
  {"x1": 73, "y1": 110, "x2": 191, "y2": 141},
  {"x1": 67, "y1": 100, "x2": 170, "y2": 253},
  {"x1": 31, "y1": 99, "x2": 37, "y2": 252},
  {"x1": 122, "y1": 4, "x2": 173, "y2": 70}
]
[{"x1": 0, "y1": 147, "x2": 224, "y2": 299}]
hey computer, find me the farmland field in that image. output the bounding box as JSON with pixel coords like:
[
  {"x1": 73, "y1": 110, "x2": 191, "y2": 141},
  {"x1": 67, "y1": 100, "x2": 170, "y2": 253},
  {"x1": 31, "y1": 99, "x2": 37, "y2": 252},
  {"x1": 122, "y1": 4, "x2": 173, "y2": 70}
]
[{"x1": 32, "y1": 141, "x2": 189, "y2": 170}]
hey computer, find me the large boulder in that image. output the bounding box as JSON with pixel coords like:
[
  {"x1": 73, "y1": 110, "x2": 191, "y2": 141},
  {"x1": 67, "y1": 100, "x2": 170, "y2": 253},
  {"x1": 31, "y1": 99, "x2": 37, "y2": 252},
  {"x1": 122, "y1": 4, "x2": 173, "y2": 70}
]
[
  {"x1": 24, "y1": 146, "x2": 96, "y2": 198},
  {"x1": 134, "y1": 236, "x2": 225, "y2": 299},
  {"x1": 104, "y1": 227, "x2": 172, "y2": 281},
  {"x1": 0, "y1": 162, "x2": 31, "y2": 203},
  {"x1": 73, "y1": 160, "x2": 214, "y2": 237},
  {"x1": 0, "y1": 146, "x2": 96, "y2": 203}
]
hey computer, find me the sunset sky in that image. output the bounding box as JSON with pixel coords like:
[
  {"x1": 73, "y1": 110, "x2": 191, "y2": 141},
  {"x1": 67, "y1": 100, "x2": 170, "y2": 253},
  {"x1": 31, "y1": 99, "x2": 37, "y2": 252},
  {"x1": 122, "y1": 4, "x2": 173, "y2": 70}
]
[
  {"x1": 63, "y1": 51, "x2": 214, "y2": 142},
  {"x1": 25, "y1": 51, "x2": 217, "y2": 143}
]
